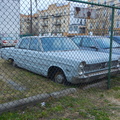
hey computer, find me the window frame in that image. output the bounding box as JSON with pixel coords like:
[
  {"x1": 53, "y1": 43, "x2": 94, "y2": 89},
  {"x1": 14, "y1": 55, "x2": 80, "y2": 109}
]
[{"x1": 18, "y1": 38, "x2": 30, "y2": 49}]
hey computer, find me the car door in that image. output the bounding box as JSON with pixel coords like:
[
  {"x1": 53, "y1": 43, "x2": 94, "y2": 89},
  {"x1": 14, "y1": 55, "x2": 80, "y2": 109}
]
[
  {"x1": 81, "y1": 37, "x2": 98, "y2": 51},
  {"x1": 25, "y1": 37, "x2": 45, "y2": 75},
  {"x1": 14, "y1": 38, "x2": 30, "y2": 69}
]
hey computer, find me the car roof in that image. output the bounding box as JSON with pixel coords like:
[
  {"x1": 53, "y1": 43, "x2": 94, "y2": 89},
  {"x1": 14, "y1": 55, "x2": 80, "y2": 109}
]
[
  {"x1": 73, "y1": 35, "x2": 107, "y2": 38},
  {"x1": 21, "y1": 36, "x2": 68, "y2": 39},
  {"x1": 113, "y1": 36, "x2": 120, "y2": 37}
]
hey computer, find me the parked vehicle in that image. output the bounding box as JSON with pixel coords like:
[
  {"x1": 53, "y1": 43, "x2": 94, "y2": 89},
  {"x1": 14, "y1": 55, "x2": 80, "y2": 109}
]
[
  {"x1": 0, "y1": 37, "x2": 18, "y2": 48},
  {"x1": 1, "y1": 36, "x2": 120, "y2": 84},
  {"x1": 110, "y1": 36, "x2": 120, "y2": 44},
  {"x1": 72, "y1": 36, "x2": 120, "y2": 55}
]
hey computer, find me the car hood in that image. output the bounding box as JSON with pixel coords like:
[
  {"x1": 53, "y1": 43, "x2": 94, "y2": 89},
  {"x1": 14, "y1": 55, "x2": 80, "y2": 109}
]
[{"x1": 44, "y1": 50, "x2": 119, "y2": 64}]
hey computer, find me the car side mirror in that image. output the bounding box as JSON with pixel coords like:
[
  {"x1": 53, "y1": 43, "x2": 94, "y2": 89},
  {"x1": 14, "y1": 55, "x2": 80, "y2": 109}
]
[{"x1": 90, "y1": 46, "x2": 99, "y2": 51}]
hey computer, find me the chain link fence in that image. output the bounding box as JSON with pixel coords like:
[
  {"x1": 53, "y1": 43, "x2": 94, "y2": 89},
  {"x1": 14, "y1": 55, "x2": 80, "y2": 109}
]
[{"x1": 0, "y1": 0, "x2": 120, "y2": 119}]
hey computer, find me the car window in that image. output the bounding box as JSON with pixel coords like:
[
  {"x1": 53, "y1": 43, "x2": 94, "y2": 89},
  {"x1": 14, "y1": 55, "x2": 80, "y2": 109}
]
[
  {"x1": 72, "y1": 37, "x2": 82, "y2": 46},
  {"x1": 113, "y1": 37, "x2": 120, "y2": 43},
  {"x1": 29, "y1": 38, "x2": 40, "y2": 51},
  {"x1": 82, "y1": 37, "x2": 95, "y2": 47},
  {"x1": 41, "y1": 37, "x2": 79, "y2": 52},
  {"x1": 19, "y1": 38, "x2": 30, "y2": 49},
  {"x1": 94, "y1": 37, "x2": 120, "y2": 48}
]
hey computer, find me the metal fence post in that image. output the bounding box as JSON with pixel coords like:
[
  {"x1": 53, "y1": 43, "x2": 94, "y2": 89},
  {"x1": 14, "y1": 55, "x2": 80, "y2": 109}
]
[
  {"x1": 107, "y1": 5, "x2": 115, "y2": 89},
  {"x1": 30, "y1": 0, "x2": 33, "y2": 34}
]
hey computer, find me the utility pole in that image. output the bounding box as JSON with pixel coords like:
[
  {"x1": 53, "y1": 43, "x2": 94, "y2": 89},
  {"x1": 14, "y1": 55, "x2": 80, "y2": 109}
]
[{"x1": 30, "y1": 0, "x2": 32, "y2": 35}]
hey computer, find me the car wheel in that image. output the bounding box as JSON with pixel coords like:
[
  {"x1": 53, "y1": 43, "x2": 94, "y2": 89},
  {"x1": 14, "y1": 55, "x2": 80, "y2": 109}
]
[
  {"x1": 0, "y1": 45, "x2": 2, "y2": 48},
  {"x1": 8, "y1": 59, "x2": 16, "y2": 67},
  {"x1": 54, "y1": 71, "x2": 67, "y2": 84},
  {"x1": 12, "y1": 61, "x2": 16, "y2": 67}
]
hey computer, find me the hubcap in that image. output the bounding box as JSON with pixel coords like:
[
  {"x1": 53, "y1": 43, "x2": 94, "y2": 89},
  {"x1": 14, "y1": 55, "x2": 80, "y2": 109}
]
[{"x1": 55, "y1": 74, "x2": 64, "y2": 83}]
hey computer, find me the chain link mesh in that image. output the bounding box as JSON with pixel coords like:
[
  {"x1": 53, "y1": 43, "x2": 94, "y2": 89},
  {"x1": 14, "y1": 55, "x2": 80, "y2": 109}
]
[{"x1": 0, "y1": 0, "x2": 120, "y2": 119}]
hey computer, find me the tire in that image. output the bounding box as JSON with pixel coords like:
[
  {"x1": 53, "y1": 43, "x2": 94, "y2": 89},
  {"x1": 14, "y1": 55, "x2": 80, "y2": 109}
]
[
  {"x1": 12, "y1": 60, "x2": 17, "y2": 67},
  {"x1": 54, "y1": 70, "x2": 67, "y2": 84},
  {"x1": 8, "y1": 59, "x2": 16, "y2": 67}
]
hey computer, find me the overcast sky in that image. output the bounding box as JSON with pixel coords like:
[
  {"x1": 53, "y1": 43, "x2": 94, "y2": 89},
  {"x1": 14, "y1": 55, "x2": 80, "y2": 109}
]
[
  {"x1": 20, "y1": 0, "x2": 67, "y2": 14},
  {"x1": 20, "y1": 0, "x2": 88, "y2": 14}
]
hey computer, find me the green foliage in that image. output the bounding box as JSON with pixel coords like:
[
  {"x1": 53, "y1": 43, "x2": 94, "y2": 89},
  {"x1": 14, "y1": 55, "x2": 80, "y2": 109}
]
[{"x1": 88, "y1": 109, "x2": 110, "y2": 120}]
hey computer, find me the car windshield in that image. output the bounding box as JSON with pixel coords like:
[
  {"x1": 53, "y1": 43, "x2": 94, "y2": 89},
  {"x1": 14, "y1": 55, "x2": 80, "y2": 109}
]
[
  {"x1": 113, "y1": 36, "x2": 120, "y2": 43},
  {"x1": 41, "y1": 37, "x2": 79, "y2": 52},
  {"x1": 94, "y1": 37, "x2": 120, "y2": 49}
]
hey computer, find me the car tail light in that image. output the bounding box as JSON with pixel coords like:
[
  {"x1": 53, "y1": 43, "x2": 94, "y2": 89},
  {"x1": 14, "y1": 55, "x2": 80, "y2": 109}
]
[
  {"x1": 14, "y1": 40, "x2": 18, "y2": 43},
  {"x1": 2, "y1": 40, "x2": 8, "y2": 43}
]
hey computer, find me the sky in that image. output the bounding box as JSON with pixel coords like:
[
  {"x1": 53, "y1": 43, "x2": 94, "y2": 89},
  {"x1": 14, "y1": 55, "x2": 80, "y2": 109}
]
[
  {"x1": 20, "y1": 0, "x2": 67, "y2": 14},
  {"x1": 20, "y1": 0, "x2": 88, "y2": 14}
]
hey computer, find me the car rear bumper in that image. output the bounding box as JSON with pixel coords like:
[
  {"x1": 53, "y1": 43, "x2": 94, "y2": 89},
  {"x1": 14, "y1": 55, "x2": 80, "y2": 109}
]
[
  {"x1": 71, "y1": 68, "x2": 119, "y2": 84},
  {"x1": 1, "y1": 43, "x2": 16, "y2": 47}
]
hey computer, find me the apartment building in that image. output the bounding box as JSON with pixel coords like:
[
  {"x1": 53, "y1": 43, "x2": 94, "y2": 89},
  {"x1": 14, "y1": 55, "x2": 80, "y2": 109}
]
[
  {"x1": 37, "y1": 2, "x2": 87, "y2": 36},
  {"x1": 0, "y1": 0, "x2": 20, "y2": 38},
  {"x1": 20, "y1": 14, "x2": 39, "y2": 35},
  {"x1": 87, "y1": 0, "x2": 120, "y2": 35}
]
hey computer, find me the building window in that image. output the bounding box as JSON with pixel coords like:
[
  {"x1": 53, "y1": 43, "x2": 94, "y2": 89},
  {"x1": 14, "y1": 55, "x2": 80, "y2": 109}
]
[
  {"x1": 69, "y1": 25, "x2": 73, "y2": 32},
  {"x1": 117, "y1": 9, "x2": 120, "y2": 15},
  {"x1": 98, "y1": 0, "x2": 100, "y2": 3},
  {"x1": 102, "y1": 22, "x2": 106, "y2": 28},
  {"x1": 103, "y1": 9, "x2": 107, "y2": 16},
  {"x1": 36, "y1": 23, "x2": 38, "y2": 26},
  {"x1": 64, "y1": 9, "x2": 66, "y2": 15},
  {"x1": 69, "y1": 25, "x2": 78, "y2": 32},
  {"x1": 110, "y1": 1, "x2": 114, "y2": 6},
  {"x1": 116, "y1": 21, "x2": 120, "y2": 28},
  {"x1": 96, "y1": 22, "x2": 99, "y2": 28},
  {"x1": 90, "y1": 23, "x2": 92, "y2": 29},
  {"x1": 74, "y1": 26, "x2": 78, "y2": 31},
  {"x1": 104, "y1": 0, "x2": 106, "y2": 4},
  {"x1": 80, "y1": 19, "x2": 82, "y2": 25},
  {"x1": 109, "y1": 15, "x2": 112, "y2": 21}
]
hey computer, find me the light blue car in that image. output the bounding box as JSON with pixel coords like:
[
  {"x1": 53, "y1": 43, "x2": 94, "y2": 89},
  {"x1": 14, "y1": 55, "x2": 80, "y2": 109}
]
[
  {"x1": 1, "y1": 36, "x2": 120, "y2": 84},
  {"x1": 110, "y1": 36, "x2": 120, "y2": 44},
  {"x1": 72, "y1": 36, "x2": 120, "y2": 55}
]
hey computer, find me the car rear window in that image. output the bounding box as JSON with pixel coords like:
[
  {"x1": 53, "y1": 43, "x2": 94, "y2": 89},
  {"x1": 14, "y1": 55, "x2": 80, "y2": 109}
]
[{"x1": 19, "y1": 38, "x2": 30, "y2": 49}]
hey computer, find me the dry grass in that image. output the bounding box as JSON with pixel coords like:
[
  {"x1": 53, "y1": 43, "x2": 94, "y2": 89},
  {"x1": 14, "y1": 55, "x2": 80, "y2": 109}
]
[
  {"x1": 0, "y1": 60, "x2": 68, "y2": 103},
  {"x1": 0, "y1": 59, "x2": 120, "y2": 119}
]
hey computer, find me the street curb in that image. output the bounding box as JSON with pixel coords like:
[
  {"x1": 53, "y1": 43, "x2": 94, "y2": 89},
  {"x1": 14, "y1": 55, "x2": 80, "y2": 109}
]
[
  {"x1": 0, "y1": 93, "x2": 50, "y2": 112},
  {"x1": 50, "y1": 88, "x2": 77, "y2": 98},
  {"x1": 0, "y1": 88, "x2": 77, "y2": 113}
]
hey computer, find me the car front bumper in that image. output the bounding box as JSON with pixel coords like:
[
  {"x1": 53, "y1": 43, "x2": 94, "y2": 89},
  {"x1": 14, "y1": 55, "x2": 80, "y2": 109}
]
[{"x1": 71, "y1": 68, "x2": 119, "y2": 84}]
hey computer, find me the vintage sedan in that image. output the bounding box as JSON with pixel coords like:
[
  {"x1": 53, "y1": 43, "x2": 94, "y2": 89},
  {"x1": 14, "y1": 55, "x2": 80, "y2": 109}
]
[
  {"x1": 1, "y1": 36, "x2": 120, "y2": 84},
  {"x1": 72, "y1": 36, "x2": 120, "y2": 55}
]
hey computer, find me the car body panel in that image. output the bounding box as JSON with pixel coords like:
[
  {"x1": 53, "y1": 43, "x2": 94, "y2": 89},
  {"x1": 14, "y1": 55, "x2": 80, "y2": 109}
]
[{"x1": 1, "y1": 36, "x2": 120, "y2": 84}]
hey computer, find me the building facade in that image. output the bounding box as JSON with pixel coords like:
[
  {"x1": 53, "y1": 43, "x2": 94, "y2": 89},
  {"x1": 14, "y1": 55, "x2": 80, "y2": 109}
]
[
  {"x1": 87, "y1": 0, "x2": 120, "y2": 35},
  {"x1": 37, "y1": 2, "x2": 87, "y2": 36},
  {"x1": 20, "y1": 14, "x2": 39, "y2": 35},
  {"x1": 0, "y1": 0, "x2": 20, "y2": 38}
]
